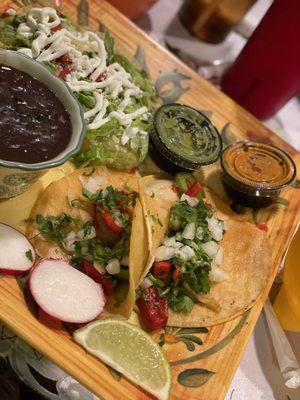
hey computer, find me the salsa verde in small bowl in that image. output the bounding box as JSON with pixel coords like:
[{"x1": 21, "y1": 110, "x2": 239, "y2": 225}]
[
  {"x1": 149, "y1": 103, "x2": 222, "y2": 173},
  {"x1": 0, "y1": 50, "x2": 86, "y2": 198}
]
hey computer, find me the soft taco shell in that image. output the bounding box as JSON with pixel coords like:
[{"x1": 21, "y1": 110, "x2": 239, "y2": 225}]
[
  {"x1": 27, "y1": 166, "x2": 149, "y2": 319},
  {"x1": 139, "y1": 177, "x2": 272, "y2": 327}
]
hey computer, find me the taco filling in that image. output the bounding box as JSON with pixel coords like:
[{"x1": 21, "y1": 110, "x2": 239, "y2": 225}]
[
  {"x1": 137, "y1": 173, "x2": 271, "y2": 330},
  {"x1": 137, "y1": 174, "x2": 227, "y2": 330},
  {"x1": 27, "y1": 167, "x2": 148, "y2": 318}
]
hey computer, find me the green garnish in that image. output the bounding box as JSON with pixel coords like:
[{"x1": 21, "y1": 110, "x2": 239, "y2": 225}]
[
  {"x1": 43, "y1": 61, "x2": 59, "y2": 74},
  {"x1": 174, "y1": 172, "x2": 196, "y2": 195},
  {"x1": 83, "y1": 167, "x2": 95, "y2": 177},
  {"x1": 147, "y1": 191, "x2": 219, "y2": 314},
  {"x1": 74, "y1": 91, "x2": 96, "y2": 109},
  {"x1": 25, "y1": 249, "x2": 33, "y2": 262},
  {"x1": 146, "y1": 211, "x2": 163, "y2": 227},
  {"x1": 34, "y1": 214, "x2": 75, "y2": 244}
]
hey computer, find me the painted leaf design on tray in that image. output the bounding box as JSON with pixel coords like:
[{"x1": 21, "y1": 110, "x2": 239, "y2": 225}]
[
  {"x1": 155, "y1": 70, "x2": 190, "y2": 104},
  {"x1": 291, "y1": 179, "x2": 300, "y2": 188},
  {"x1": 77, "y1": 0, "x2": 89, "y2": 26},
  {"x1": 178, "y1": 368, "x2": 215, "y2": 388},
  {"x1": 221, "y1": 122, "x2": 236, "y2": 146},
  {"x1": 134, "y1": 46, "x2": 149, "y2": 74},
  {"x1": 161, "y1": 326, "x2": 208, "y2": 352},
  {"x1": 171, "y1": 309, "x2": 250, "y2": 366},
  {"x1": 276, "y1": 197, "x2": 289, "y2": 206}
]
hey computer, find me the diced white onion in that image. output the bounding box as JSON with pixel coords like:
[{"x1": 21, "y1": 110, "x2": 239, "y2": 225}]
[
  {"x1": 206, "y1": 217, "x2": 223, "y2": 241},
  {"x1": 79, "y1": 209, "x2": 93, "y2": 223},
  {"x1": 155, "y1": 246, "x2": 176, "y2": 261},
  {"x1": 113, "y1": 210, "x2": 124, "y2": 228},
  {"x1": 214, "y1": 246, "x2": 224, "y2": 266},
  {"x1": 182, "y1": 222, "x2": 196, "y2": 240},
  {"x1": 176, "y1": 245, "x2": 195, "y2": 261},
  {"x1": 201, "y1": 241, "x2": 219, "y2": 258},
  {"x1": 180, "y1": 194, "x2": 199, "y2": 207},
  {"x1": 106, "y1": 259, "x2": 121, "y2": 275},
  {"x1": 209, "y1": 266, "x2": 229, "y2": 283},
  {"x1": 163, "y1": 236, "x2": 182, "y2": 248},
  {"x1": 65, "y1": 231, "x2": 76, "y2": 241},
  {"x1": 140, "y1": 277, "x2": 153, "y2": 290}
]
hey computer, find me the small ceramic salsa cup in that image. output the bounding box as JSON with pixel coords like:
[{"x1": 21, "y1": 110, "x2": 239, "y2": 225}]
[
  {"x1": 0, "y1": 50, "x2": 86, "y2": 199},
  {"x1": 221, "y1": 141, "x2": 296, "y2": 208}
]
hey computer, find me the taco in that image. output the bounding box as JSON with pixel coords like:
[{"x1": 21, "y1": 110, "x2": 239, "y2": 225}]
[
  {"x1": 136, "y1": 173, "x2": 272, "y2": 329},
  {"x1": 27, "y1": 166, "x2": 149, "y2": 318}
]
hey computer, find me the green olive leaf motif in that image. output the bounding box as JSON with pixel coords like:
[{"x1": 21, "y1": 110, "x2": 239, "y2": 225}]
[
  {"x1": 155, "y1": 70, "x2": 190, "y2": 104},
  {"x1": 178, "y1": 368, "x2": 215, "y2": 388},
  {"x1": 220, "y1": 122, "x2": 236, "y2": 147},
  {"x1": 134, "y1": 46, "x2": 149, "y2": 75},
  {"x1": 77, "y1": 0, "x2": 89, "y2": 27},
  {"x1": 163, "y1": 326, "x2": 208, "y2": 352},
  {"x1": 276, "y1": 197, "x2": 289, "y2": 206},
  {"x1": 291, "y1": 179, "x2": 300, "y2": 188},
  {"x1": 171, "y1": 309, "x2": 250, "y2": 366}
]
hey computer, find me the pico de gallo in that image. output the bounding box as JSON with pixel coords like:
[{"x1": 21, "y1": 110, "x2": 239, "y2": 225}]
[{"x1": 137, "y1": 172, "x2": 228, "y2": 331}]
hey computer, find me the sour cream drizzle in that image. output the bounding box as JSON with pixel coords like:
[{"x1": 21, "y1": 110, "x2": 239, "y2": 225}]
[{"x1": 17, "y1": 7, "x2": 150, "y2": 140}]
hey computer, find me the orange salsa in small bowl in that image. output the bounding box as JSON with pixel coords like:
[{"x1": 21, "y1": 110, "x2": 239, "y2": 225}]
[{"x1": 221, "y1": 141, "x2": 296, "y2": 208}]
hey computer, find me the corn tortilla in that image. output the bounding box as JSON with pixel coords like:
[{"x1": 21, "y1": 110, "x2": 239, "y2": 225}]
[
  {"x1": 27, "y1": 166, "x2": 148, "y2": 319},
  {"x1": 138, "y1": 177, "x2": 272, "y2": 327}
]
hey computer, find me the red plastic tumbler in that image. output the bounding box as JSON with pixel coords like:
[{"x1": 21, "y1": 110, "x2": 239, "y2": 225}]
[{"x1": 221, "y1": 0, "x2": 300, "y2": 120}]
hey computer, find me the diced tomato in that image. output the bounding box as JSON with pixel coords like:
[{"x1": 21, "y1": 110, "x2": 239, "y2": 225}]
[
  {"x1": 130, "y1": 166, "x2": 138, "y2": 174},
  {"x1": 59, "y1": 66, "x2": 72, "y2": 80},
  {"x1": 102, "y1": 211, "x2": 123, "y2": 235},
  {"x1": 185, "y1": 182, "x2": 202, "y2": 197},
  {"x1": 153, "y1": 261, "x2": 171, "y2": 280},
  {"x1": 0, "y1": 8, "x2": 10, "y2": 18},
  {"x1": 82, "y1": 260, "x2": 115, "y2": 295},
  {"x1": 172, "y1": 185, "x2": 179, "y2": 194},
  {"x1": 257, "y1": 223, "x2": 268, "y2": 232},
  {"x1": 136, "y1": 287, "x2": 168, "y2": 331},
  {"x1": 51, "y1": 24, "x2": 63, "y2": 33},
  {"x1": 205, "y1": 202, "x2": 212, "y2": 210},
  {"x1": 172, "y1": 266, "x2": 181, "y2": 281},
  {"x1": 96, "y1": 72, "x2": 107, "y2": 82},
  {"x1": 57, "y1": 53, "x2": 72, "y2": 64}
]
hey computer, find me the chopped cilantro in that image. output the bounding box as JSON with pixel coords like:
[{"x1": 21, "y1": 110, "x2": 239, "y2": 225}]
[
  {"x1": 25, "y1": 249, "x2": 33, "y2": 262},
  {"x1": 34, "y1": 214, "x2": 75, "y2": 244}
]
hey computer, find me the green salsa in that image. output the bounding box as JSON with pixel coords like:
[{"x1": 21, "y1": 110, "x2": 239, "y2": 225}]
[{"x1": 153, "y1": 104, "x2": 222, "y2": 168}]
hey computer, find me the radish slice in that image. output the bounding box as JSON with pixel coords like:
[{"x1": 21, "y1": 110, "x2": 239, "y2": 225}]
[
  {"x1": 0, "y1": 223, "x2": 36, "y2": 275},
  {"x1": 30, "y1": 259, "x2": 105, "y2": 323}
]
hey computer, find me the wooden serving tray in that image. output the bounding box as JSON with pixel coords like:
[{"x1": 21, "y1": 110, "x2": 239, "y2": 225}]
[{"x1": 1, "y1": 1, "x2": 300, "y2": 399}]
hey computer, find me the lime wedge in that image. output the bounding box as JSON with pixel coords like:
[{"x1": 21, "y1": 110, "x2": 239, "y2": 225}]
[{"x1": 73, "y1": 319, "x2": 171, "y2": 400}]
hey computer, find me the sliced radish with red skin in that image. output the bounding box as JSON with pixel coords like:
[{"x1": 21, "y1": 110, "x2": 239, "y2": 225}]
[
  {"x1": 30, "y1": 259, "x2": 105, "y2": 323},
  {"x1": 0, "y1": 223, "x2": 36, "y2": 275}
]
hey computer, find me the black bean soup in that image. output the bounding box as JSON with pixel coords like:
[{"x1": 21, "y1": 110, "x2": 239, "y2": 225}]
[{"x1": 0, "y1": 64, "x2": 72, "y2": 164}]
